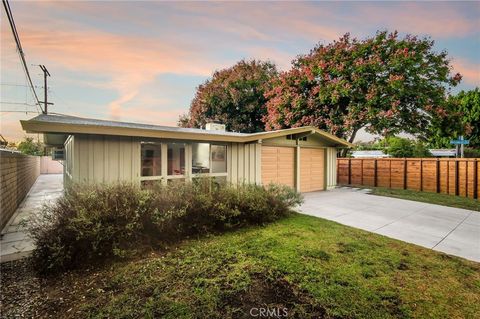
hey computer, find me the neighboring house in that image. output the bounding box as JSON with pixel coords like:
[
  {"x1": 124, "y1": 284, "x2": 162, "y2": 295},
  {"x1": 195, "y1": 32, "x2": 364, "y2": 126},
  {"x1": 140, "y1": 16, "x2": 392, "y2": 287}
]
[
  {"x1": 429, "y1": 149, "x2": 457, "y2": 158},
  {"x1": 351, "y1": 150, "x2": 391, "y2": 158},
  {"x1": 21, "y1": 114, "x2": 352, "y2": 192}
]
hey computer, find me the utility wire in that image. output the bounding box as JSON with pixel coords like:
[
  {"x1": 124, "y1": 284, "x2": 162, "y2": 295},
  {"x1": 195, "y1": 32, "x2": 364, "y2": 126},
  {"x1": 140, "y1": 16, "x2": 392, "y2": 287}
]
[{"x1": 2, "y1": 0, "x2": 42, "y2": 113}]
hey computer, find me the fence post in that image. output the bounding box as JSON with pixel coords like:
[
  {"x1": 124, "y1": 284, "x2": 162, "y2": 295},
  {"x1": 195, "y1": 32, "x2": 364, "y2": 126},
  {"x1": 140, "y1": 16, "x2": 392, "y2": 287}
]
[
  {"x1": 374, "y1": 159, "x2": 378, "y2": 187},
  {"x1": 455, "y1": 160, "x2": 459, "y2": 196},
  {"x1": 447, "y1": 161, "x2": 450, "y2": 195},
  {"x1": 403, "y1": 159, "x2": 407, "y2": 190},
  {"x1": 474, "y1": 159, "x2": 478, "y2": 200},
  {"x1": 348, "y1": 158, "x2": 351, "y2": 185},
  {"x1": 436, "y1": 159, "x2": 440, "y2": 194},
  {"x1": 420, "y1": 159, "x2": 423, "y2": 192},
  {"x1": 465, "y1": 160, "x2": 469, "y2": 198},
  {"x1": 361, "y1": 159, "x2": 364, "y2": 185}
]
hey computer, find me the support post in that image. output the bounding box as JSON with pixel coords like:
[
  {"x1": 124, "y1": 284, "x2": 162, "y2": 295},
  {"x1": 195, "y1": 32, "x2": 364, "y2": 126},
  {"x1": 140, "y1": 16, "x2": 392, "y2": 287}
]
[{"x1": 348, "y1": 158, "x2": 351, "y2": 185}]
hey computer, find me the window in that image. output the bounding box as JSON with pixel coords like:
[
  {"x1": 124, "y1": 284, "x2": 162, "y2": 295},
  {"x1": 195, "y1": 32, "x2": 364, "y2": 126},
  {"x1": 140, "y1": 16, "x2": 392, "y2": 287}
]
[
  {"x1": 192, "y1": 143, "x2": 227, "y2": 174},
  {"x1": 141, "y1": 143, "x2": 161, "y2": 176},
  {"x1": 211, "y1": 144, "x2": 227, "y2": 173},
  {"x1": 168, "y1": 143, "x2": 185, "y2": 175},
  {"x1": 192, "y1": 143, "x2": 210, "y2": 174}
]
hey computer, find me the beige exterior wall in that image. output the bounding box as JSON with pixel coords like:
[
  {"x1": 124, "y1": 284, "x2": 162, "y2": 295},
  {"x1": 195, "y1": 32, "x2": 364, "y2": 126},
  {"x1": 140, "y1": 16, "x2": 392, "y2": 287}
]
[
  {"x1": 64, "y1": 134, "x2": 140, "y2": 186},
  {"x1": 326, "y1": 147, "x2": 337, "y2": 189},
  {"x1": 0, "y1": 150, "x2": 40, "y2": 231},
  {"x1": 227, "y1": 143, "x2": 261, "y2": 185},
  {"x1": 65, "y1": 134, "x2": 261, "y2": 186},
  {"x1": 63, "y1": 133, "x2": 339, "y2": 192}
]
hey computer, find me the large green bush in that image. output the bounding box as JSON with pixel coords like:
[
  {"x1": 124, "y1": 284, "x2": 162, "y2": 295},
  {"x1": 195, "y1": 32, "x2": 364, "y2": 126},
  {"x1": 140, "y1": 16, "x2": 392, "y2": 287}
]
[{"x1": 29, "y1": 181, "x2": 302, "y2": 273}]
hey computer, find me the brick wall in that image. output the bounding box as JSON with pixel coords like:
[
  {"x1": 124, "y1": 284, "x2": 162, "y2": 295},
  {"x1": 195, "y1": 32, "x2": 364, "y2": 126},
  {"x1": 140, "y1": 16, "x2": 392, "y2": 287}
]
[{"x1": 0, "y1": 150, "x2": 40, "y2": 231}]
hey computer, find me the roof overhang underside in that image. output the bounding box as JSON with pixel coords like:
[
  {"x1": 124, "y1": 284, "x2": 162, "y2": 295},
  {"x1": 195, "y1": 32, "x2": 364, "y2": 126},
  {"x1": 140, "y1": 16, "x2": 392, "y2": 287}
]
[{"x1": 21, "y1": 116, "x2": 353, "y2": 148}]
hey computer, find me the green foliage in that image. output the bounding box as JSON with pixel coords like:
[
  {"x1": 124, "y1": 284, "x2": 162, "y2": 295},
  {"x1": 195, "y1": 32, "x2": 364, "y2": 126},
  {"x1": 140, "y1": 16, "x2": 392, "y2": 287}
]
[
  {"x1": 16, "y1": 137, "x2": 44, "y2": 155},
  {"x1": 385, "y1": 137, "x2": 414, "y2": 158},
  {"x1": 428, "y1": 88, "x2": 480, "y2": 148},
  {"x1": 179, "y1": 59, "x2": 278, "y2": 133},
  {"x1": 383, "y1": 137, "x2": 431, "y2": 158},
  {"x1": 29, "y1": 181, "x2": 302, "y2": 273},
  {"x1": 464, "y1": 147, "x2": 480, "y2": 158},
  {"x1": 264, "y1": 31, "x2": 461, "y2": 143}
]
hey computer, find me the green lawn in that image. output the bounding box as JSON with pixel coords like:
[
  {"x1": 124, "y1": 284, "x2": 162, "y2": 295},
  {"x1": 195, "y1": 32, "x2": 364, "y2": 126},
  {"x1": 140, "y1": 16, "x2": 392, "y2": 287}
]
[
  {"x1": 8, "y1": 214, "x2": 478, "y2": 318},
  {"x1": 368, "y1": 187, "x2": 480, "y2": 211}
]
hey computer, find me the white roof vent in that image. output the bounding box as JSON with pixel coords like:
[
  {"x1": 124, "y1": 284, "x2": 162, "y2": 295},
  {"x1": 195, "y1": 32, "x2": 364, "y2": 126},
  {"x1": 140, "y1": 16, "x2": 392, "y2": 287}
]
[{"x1": 205, "y1": 122, "x2": 226, "y2": 131}]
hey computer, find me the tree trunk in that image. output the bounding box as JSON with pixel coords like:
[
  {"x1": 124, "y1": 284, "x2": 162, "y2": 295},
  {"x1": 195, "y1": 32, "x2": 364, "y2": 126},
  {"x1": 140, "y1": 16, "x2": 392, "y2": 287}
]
[{"x1": 340, "y1": 129, "x2": 359, "y2": 157}]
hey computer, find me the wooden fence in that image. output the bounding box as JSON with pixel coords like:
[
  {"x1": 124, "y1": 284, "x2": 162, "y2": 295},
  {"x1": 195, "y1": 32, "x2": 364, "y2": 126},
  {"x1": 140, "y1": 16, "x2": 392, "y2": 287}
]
[{"x1": 337, "y1": 158, "x2": 479, "y2": 199}]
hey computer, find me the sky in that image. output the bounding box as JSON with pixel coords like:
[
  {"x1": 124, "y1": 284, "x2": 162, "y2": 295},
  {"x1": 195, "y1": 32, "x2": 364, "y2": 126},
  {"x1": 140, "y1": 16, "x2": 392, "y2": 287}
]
[{"x1": 1, "y1": 1, "x2": 479, "y2": 142}]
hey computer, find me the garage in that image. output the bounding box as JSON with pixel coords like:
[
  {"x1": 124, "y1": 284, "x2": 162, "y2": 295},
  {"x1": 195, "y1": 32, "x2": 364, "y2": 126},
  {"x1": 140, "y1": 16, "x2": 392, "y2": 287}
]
[
  {"x1": 261, "y1": 146, "x2": 295, "y2": 188},
  {"x1": 300, "y1": 148, "x2": 325, "y2": 192}
]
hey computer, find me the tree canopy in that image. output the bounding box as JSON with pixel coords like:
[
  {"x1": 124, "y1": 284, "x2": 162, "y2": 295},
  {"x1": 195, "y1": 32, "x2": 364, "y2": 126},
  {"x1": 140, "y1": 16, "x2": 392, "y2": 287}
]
[
  {"x1": 17, "y1": 137, "x2": 44, "y2": 156},
  {"x1": 263, "y1": 31, "x2": 462, "y2": 143},
  {"x1": 179, "y1": 60, "x2": 278, "y2": 133},
  {"x1": 428, "y1": 88, "x2": 480, "y2": 148}
]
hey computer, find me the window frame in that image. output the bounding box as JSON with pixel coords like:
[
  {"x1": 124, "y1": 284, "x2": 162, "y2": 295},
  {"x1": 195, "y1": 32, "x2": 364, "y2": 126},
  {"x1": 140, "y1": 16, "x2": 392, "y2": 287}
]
[
  {"x1": 140, "y1": 141, "x2": 228, "y2": 184},
  {"x1": 140, "y1": 142, "x2": 163, "y2": 181}
]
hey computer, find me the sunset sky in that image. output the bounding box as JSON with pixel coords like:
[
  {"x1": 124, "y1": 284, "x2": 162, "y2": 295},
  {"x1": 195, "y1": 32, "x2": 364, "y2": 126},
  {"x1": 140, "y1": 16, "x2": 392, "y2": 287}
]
[{"x1": 1, "y1": 1, "x2": 479, "y2": 142}]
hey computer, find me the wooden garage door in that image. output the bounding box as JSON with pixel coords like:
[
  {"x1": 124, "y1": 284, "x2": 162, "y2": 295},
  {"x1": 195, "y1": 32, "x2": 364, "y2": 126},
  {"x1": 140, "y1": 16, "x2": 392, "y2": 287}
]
[
  {"x1": 261, "y1": 146, "x2": 295, "y2": 188},
  {"x1": 300, "y1": 148, "x2": 324, "y2": 192}
]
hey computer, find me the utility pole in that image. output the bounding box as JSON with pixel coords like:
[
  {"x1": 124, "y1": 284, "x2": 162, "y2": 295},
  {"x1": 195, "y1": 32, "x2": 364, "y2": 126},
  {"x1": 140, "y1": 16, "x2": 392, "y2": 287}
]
[{"x1": 39, "y1": 65, "x2": 52, "y2": 114}]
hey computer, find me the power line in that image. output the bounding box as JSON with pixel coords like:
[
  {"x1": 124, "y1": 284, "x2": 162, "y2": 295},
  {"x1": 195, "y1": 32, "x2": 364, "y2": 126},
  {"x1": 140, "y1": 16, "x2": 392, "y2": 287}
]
[
  {"x1": 0, "y1": 101, "x2": 37, "y2": 106},
  {"x1": 2, "y1": 0, "x2": 42, "y2": 113}
]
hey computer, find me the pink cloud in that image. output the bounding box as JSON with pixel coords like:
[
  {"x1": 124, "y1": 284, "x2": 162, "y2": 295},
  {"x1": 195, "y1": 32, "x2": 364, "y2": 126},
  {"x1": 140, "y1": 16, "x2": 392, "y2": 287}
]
[{"x1": 357, "y1": 3, "x2": 478, "y2": 38}]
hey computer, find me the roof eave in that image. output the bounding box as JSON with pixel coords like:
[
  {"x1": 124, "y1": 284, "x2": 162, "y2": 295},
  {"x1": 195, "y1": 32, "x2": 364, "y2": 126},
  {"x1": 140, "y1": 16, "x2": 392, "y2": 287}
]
[{"x1": 20, "y1": 120, "x2": 246, "y2": 143}]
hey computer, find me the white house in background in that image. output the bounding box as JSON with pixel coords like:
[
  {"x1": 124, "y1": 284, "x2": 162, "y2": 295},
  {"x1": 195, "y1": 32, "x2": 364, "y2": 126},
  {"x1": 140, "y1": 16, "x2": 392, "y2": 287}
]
[
  {"x1": 20, "y1": 113, "x2": 353, "y2": 193},
  {"x1": 351, "y1": 150, "x2": 391, "y2": 158},
  {"x1": 429, "y1": 149, "x2": 457, "y2": 158}
]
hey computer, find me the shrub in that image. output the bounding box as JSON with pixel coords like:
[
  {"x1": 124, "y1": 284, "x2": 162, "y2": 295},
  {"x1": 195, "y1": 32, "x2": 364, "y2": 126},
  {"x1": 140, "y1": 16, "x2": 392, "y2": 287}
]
[{"x1": 29, "y1": 180, "x2": 302, "y2": 273}]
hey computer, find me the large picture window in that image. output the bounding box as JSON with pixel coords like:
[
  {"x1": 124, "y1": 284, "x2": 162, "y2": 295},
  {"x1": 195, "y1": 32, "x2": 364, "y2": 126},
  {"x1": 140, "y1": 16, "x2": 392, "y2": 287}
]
[
  {"x1": 192, "y1": 143, "x2": 227, "y2": 174},
  {"x1": 211, "y1": 144, "x2": 227, "y2": 173},
  {"x1": 141, "y1": 141, "x2": 227, "y2": 185},
  {"x1": 141, "y1": 143, "x2": 161, "y2": 176},
  {"x1": 168, "y1": 143, "x2": 185, "y2": 176},
  {"x1": 192, "y1": 143, "x2": 210, "y2": 174}
]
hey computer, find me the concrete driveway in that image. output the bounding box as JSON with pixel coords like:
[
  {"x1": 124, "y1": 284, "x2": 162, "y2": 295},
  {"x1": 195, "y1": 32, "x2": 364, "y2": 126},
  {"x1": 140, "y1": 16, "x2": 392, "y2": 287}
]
[{"x1": 299, "y1": 187, "x2": 480, "y2": 262}]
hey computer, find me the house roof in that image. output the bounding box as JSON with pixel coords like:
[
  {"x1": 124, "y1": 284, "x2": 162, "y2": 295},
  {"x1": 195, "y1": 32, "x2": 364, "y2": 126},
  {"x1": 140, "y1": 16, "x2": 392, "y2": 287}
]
[{"x1": 20, "y1": 113, "x2": 353, "y2": 147}]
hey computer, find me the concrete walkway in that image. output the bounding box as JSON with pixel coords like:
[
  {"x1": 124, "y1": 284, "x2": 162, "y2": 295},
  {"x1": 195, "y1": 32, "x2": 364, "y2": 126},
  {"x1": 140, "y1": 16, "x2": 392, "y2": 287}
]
[
  {"x1": 299, "y1": 187, "x2": 480, "y2": 262},
  {"x1": 0, "y1": 174, "x2": 63, "y2": 263}
]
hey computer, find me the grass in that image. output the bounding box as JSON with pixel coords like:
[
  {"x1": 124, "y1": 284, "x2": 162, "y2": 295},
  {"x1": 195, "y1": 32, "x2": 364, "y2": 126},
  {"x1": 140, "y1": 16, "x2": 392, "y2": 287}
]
[
  {"x1": 366, "y1": 187, "x2": 480, "y2": 211},
  {"x1": 5, "y1": 214, "x2": 479, "y2": 318}
]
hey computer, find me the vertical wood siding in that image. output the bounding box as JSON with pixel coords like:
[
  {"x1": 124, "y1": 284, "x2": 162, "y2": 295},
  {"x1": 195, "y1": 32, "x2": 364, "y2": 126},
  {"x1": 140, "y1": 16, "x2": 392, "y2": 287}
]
[
  {"x1": 68, "y1": 134, "x2": 140, "y2": 184},
  {"x1": 228, "y1": 142, "x2": 261, "y2": 185}
]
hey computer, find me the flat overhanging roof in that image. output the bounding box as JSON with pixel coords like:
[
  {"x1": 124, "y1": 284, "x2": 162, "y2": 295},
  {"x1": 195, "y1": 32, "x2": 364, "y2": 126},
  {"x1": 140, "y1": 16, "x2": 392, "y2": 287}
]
[{"x1": 21, "y1": 113, "x2": 353, "y2": 147}]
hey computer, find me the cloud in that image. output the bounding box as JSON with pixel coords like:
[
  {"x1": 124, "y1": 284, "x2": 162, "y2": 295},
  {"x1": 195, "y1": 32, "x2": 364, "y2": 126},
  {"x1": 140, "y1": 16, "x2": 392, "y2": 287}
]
[
  {"x1": 357, "y1": 2, "x2": 479, "y2": 38},
  {"x1": 15, "y1": 24, "x2": 222, "y2": 120}
]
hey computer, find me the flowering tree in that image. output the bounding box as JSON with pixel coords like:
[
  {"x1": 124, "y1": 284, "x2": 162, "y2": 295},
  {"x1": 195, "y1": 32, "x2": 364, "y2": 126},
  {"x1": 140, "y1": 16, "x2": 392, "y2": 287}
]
[
  {"x1": 179, "y1": 60, "x2": 277, "y2": 133},
  {"x1": 264, "y1": 31, "x2": 462, "y2": 144},
  {"x1": 428, "y1": 88, "x2": 480, "y2": 148}
]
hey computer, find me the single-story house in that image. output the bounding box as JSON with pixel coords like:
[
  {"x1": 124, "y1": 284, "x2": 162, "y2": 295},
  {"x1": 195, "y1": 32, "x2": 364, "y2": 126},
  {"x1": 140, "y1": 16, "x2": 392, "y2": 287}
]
[{"x1": 21, "y1": 114, "x2": 352, "y2": 192}]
